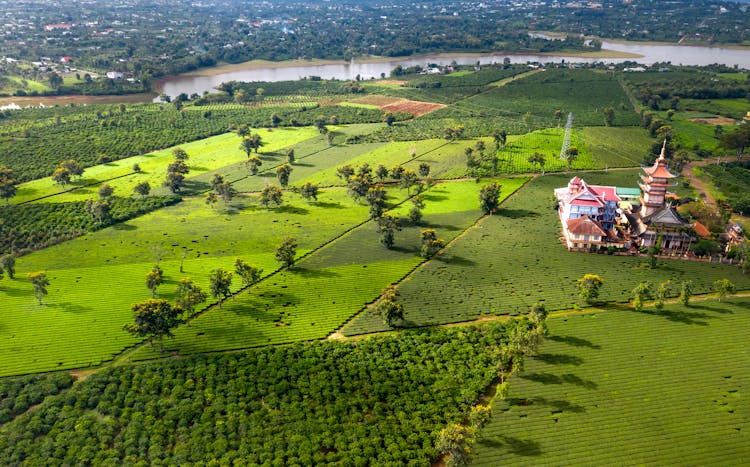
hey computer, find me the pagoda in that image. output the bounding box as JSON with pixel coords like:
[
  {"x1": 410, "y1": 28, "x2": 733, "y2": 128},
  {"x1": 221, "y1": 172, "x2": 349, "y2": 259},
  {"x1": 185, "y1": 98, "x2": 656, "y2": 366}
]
[{"x1": 639, "y1": 141, "x2": 677, "y2": 217}]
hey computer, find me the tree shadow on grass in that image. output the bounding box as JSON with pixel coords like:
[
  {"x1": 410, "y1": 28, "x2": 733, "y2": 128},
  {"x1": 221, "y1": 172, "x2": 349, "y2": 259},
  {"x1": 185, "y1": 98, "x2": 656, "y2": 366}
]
[
  {"x1": 112, "y1": 222, "x2": 137, "y2": 231},
  {"x1": 547, "y1": 334, "x2": 601, "y2": 349},
  {"x1": 292, "y1": 267, "x2": 340, "y2": 278},
  {"x1": 478, "y1": 436, "x2": 542, "y2": 457},
  {"x1": 497, "y1": 208, "x2": 540, "y2": 219},
  {"x1": 437, "y1": 255, "x2": 476, "y2": 266},
  {"x1": 292, "y1": 162, "x2": 314, "y2": 168},
  {"x1": 313, "y1": 201, "x2": 346, "y2": 209},
  {"x1": 533, "y1": 353, "x2": 584, "y2": 366},
  {"x1": 634, "y1": 308, "x2": 711, "y2": 326},
  {"x1": 272, "y1": 205, "x2": 309, "y2": 215},
  {"x1": 52, "y1": 302, "x2": 93, "y2": 314},
  {"x1": 420, "y1": 193, "x2": 448, "y2": 203},
  {"x1": 521, "y1": 372, "x2": 597, "y2": 389},
  {"x1": 421, "y1": 221, "x2": 462, "y2": 231},
  {"x1": 690, "y1": 303, "x2": 734, "y2": 314}
]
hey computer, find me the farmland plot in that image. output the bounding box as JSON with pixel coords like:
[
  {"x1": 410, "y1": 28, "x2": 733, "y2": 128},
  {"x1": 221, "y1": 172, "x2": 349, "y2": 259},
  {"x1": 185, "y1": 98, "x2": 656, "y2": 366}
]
[
  {"x1": 344, "y1": 172, "x2": 750, "y2": 335},
  {"x1": 473, "y1": 300, "x2": 750, "y2": 465}
]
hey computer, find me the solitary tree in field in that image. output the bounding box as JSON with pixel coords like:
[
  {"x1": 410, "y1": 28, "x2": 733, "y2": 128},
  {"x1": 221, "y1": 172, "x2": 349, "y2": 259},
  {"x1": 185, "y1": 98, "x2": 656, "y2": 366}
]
[
  {"x1": 235, "y1": 124, "x2": 250, "y2": 138},
  {"x1": 133, "y1": 181, "x2": 151, "y2": 197},
  {"x1": 400, "y1": 169, "x2": 418, "y2": 194},
  {"x1": 234, "y1": 258, "x2": 262, "y2": 289},
  {"x1": 240, "y1": 136, "x2": 255, "y2": 157},
  {"x1": 98, "y1": 184, "x2": 114, "y2": 199},
  {"x1": 260, "y1": 184, "x2": 283, "y2": 208},
  {"x1": 565, "y1": 147, "x2": 579, "y2": 170},
  {"x1": 215, "y1": 181, "x2": 237, "y2": 204},
  {"x1": 376, "y1": 214, "x2": 401, "y2": 249},
  {"x1": 28, "y1": 271, "x2": 49, "y2": 305},
  {"x1": 275, "y1": 237, "x2": 298, "y2": 269},
  {"x1": 383, "y1": 112, "x2": 396, "y2": 126},
  {"x1": 602, "y1": 107, "x2": 615, "y2": 126},
  {"x1": 527, "y1": 152, "x2": 546, "y2": 175},
  {"x1": 679, "y1": 280, "x2": 693, "y2": 306},
  {"x1": 205, "y1": 191, "x2": 218, "y2": 209},
  {"x1": 276, "y1": 164, "x2": 293, "y2": 187},
  {"x1": 713, "y1": 278, "x2": 736, "y2": 301},
  {"x1": 175, "y1": 278, "x2": 207, "y2": 321},
  {"x1": 52, "y1": 167, "x2": 71, "y2": 187},
  {"x1": 61, "y1": 160, "x2": 84, "y2": 180},
  {"x1": 409, "y1": 195, "x2": 425, "y2": 225},
  {"x1": 577, "y1": 273, "x2": 604, "y2": 305},
  {"x1": 208, "y1": 268, "x2": 233, "y2": 308},
  {"x1": 300, "y1": 182, "x2": 319, "y2": 203},
  {"x1": 146, "y1": 265, "x2": 164, "y2": 297},
  {"x1": 420, "y1": 229, "x2": 445, "y2": 258},
  {"x1": 479, "y1": 182, "x2": 502, "y2": 214},
  {"x1": 286, "y1": 148, "x2": 295, "y2": 165},
  {"x1": 377, "y1": 286, "x2": 404, "y2": 327},
  {"x1": 124, "y1": 299, "x2": 183, "y2": 348},
  {"x1": 172, "y1": 148, "x2": 189, "y2": 161},
  {"x1": 418, "y1": 162, "x2": 431, "y2": 178},
  {"x1": 0, "y1": 166, "x2": 18, "y2": 204},
  {"x1": 631, "y1": 281, "x2": 652, "y2": 311},
  {"x1": 247, "y1": 156, "x2": 262, "y2": 175},
  {"x1": 0, "y1": 255, "x2": 16, "y2": 279}
]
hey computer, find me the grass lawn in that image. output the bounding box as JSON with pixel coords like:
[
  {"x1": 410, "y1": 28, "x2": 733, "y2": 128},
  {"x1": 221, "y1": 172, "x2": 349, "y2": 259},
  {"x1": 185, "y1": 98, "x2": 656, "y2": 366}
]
[
  {"x1": 0, "y1": 189, "x2": 376, "y2": 377},
  {"x1": 473, "y1": 299, "x2": 750, "y2": 465}
]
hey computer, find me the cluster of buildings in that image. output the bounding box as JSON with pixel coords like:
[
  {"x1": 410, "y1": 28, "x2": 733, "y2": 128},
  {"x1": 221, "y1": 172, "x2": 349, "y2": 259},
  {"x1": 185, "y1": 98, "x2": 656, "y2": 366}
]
[{"x1": 554, "y1": 144, "x2": 698, "y2": 254}]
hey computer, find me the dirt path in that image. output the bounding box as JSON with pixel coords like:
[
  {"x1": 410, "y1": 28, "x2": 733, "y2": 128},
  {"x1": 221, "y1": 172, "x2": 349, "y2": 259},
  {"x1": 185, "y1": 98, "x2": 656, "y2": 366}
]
[{"x1": 682, "y1": 155, "x2": 750, "y2": 208}]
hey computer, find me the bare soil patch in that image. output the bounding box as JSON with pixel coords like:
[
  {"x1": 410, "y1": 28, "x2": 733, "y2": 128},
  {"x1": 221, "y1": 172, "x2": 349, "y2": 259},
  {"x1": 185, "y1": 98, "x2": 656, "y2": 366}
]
[
  {"x1": 689, "y1": 116, "x2": 737, "y2": 125},
  {"x1": 381, "y1": 99, "x2": 446, "y2": 117}
]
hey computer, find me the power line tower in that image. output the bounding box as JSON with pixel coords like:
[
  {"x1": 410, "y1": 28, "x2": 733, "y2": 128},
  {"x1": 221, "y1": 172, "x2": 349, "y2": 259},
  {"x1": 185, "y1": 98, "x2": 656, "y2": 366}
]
[{"x1": 559, "y1": 112, "x2": 573, "y2": 161}]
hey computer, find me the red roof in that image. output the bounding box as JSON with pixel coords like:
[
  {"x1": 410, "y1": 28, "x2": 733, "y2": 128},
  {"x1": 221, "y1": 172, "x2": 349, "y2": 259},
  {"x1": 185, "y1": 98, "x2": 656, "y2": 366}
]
[
  {"x1": 567, "y1": 216, "x2": 607, "y2": 236},
  {"x1": 692, "y1": 221, "x2": 711, "y2": 239},
  {"x1": 643, "y1": 156, "x2": 677, "y2": 179},
  {"x1": 589, "y1": 185, "x2": 620, "y2": 203}
]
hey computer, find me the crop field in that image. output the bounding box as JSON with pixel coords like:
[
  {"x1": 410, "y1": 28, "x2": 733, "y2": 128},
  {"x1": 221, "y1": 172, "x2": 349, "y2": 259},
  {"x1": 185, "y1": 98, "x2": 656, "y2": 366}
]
[
  {"x1": 662, "y1": 111, "x2": 723, "y2": 152},
  {"x1": 0, "y1": 189, "x2": 379, "y2": 377},
  {"x1": 494, "y1": 128, "x2": 589, "y2": 174},
  {"x1": 680, "y1": 98, "x2": 748, "y2": 120},
  {"x1": 344, "y1": 172, "x2": 750, "y2": 335},
  {"x1": 427, "y1": 69, "x2": 641, "y2": 127},
  {"x1": 363, "y1": 115, "x2": 552, "y2": 142},
  {"x1": 131, "y1": 179, "x2": 524, "y2": 360},
  {"x1": 473, "y1": 299, "x2": 750, "y2": 465},
  {"x1": 13, "y1": 126, "x2": 321, "y2": 203},
  {"x1": 581, "y1": 126, "x2": 655, "y2": 168}
]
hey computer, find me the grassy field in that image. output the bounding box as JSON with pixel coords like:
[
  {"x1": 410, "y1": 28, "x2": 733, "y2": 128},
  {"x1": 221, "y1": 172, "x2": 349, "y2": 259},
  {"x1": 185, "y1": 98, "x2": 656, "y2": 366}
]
[
  {"x1": 581, "y1": 126, "x2": 655, "y2": 168},
  {"x1": 473, "y1": 299, "x2": 750, "y2": 465},
  {"x1": 130, "y1": 179, "x2": 526, "y2": 360},
  {"x1": 0, "y1": 189, "x2": 378, "y2": 377},
  {"x1": 344, "y1": 171, "x2": 750, "y2": 335},
  {"x1": 12, "y1": 126, "x2": 322, "y2": 203}
]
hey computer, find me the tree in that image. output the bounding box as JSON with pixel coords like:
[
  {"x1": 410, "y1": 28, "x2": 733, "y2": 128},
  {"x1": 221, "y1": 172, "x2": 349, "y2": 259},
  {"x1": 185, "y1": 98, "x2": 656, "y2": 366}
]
[
  {"x1": 275, "y1": 237, "x2": 298, "y2": 269},
  {"x1": 215, "y1": 181, "x2": 237, "y2": 204},
  {"x1": 271, "y1": 113, "x2": 282, "y2": 127},
  {"x1": 0, "y1": 255, "x2": 15, "y2": 279},
  {"x1": 300, "y1": 182, "x2": 319, "y2": 202},
  {"x1": 602, "y1": 107, "x2": 615, "y2": 126},
  {"x1": 365, "y1": 187, "x2": 387, "y2": 219},
  {"x1": 260, "y1": 184, "x2": 283, "y2": 208},
  {"x1": 443, "y1": 125, "x2": 465, "y2": 141},
  {"x1": 383, "y1": 112, "x2": 396, "y2": 126},
  {"x1": 51, "y1": 167, "x2": 71, "y2": 186},
  {"x1": 85, "y1": 199, "x2": 112, "y2": 224},
  {"x1": 0, "y1": 166, "x2": 18, "y2": 203},
  {"x1": 631, "y1": 281, "x2": 652, "y2": 311},
  {"x1": 528, "y1": 302, "x2": 548, "y2": 337},
  {"x1": 97, "y1": 184, "x2": 114, "y2": 199},
  {"x1": 60, "y1": 160, "x2": 84, "y2": 179},
  {"x1": 205, "y1": 191, "x2": 218, "y2": 209},
  {"x1": 418, "y1": 162, "x2": 431, "y2": 178},
  {"x1": 679, "y1": 280, "x2": 693, "y2": 306},
  {"x1": 335, "y1": 165, "x2": 355, "y2": 182},
  {"x1": 577, "y1": 273, "x2": 604, "y2": 304},
  {"x1": 469, "y1": 405, "x2": 492, "y2": 431},
  {"x1": 48, "y1": 72, "x2": 63, "y2": 89},
  {"x1": 167, "y1": 160, "x2": 190, "y2": 175},
  {"x1": 436, "y1": 424, "x2": 475, "y2": 467},
  {"x1": 208, "y1": 268, "x2": 233, "y2": 308},
  {"x1": 713, "y1": 278, "x2": 736, "y2": 301},
  {"x1": 28, "y1": 271, "x2": 49, "y2": 305},
  {"x1": 420, "y1": 229, "x2": 445, "y2": 258},
  {"x1": 400, "y1": 169, "x2": 418, "y2": 194},
  {"x1": 719, "y1": 124, "x2": 750, "y2": 158},
  {"x1": 247, "y1": 156, "x2": 262, "y2": 175},
  {"x1": 409, "y1": 195, "x2": 425, "y2": 224},
  {"x1": 554, "y1": 109, "x2": 563, "y2": 126},
  {"x1": 377, "y1": 286, "x2": 404, "y2": 327},
  {"x1": 527, "y1": 152, "x2": 546, "y2": 175},
  {"x1": 565, "y1": 147, "x2": 579, "y2": 169},
  {"x1": 133, "y1": 181, "x2": 151, "y2": 197},
  {"x1": 376, "y1": 214, "x2": 400, "y2": 249},
  {"x1": 286, "y1": 148, "x2": 295, "y2": 165},
  {"x1": 479, "y1": 182, "x2": 502, "y2": 214},
  {"x1": 375, "y1": 164, "x2": 389, "y2": 181},
  {"x1": 493, "y1": 129, "x2": 507, "y2": 150},
  {"x1": 240, "y1": 137, "x2": 255, "y2": 157},
  {"x1": 175, "y1": 278, "x2": 207, "y2": 321},
  {"x1": 172, "y1": 148, "x2": 189, "y2": 161},
  {"x1": 210, "y1": 173, "x2": 225, "y2": 189},
  {"x1": 145, "y1": 265, "x2": 164, "y2": 297},
  {"x1": 390, "y1": 165, "x2": 404, "y2": 181},
  {"x1": 235, "y1": 124, "x2": 250, "y2": 138},
  {"x1": 655, "y1": 280, "x2": 671, "y2": 310},
  {"x1": 123, "y1": 299, "x2": 183, "y2": 347},
  {"x1": 234, "y1": 258, "x2": 262, "y2": 288},
  {"x1": 276, "y1": 164, "x2": 293, "y2": 187},
  {"x1": 163, "y1": 171, "x2": 185, "y2": 193}
]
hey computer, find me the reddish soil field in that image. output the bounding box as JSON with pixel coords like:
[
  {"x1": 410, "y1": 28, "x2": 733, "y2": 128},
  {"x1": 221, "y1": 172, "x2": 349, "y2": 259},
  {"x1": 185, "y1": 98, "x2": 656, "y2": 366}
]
[
  {"x1": 689, "y1": 116, "x2": 737, "y2": 125},
  {"x1": 381, "y1": 100, "x2": 446, "y2": 117}
]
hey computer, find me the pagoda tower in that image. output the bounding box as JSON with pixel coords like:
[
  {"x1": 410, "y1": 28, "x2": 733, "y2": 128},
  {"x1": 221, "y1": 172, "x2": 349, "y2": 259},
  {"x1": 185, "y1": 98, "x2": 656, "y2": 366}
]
[{"x1": 639, "y1": 141, "x2": 677, "y2": 217}]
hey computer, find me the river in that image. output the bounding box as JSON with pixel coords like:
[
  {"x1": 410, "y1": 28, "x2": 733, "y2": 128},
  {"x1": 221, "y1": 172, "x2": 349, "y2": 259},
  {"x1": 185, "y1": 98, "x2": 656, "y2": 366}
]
[{"x1": 156, "y1": 41, "x2": 750, "y2": 100}]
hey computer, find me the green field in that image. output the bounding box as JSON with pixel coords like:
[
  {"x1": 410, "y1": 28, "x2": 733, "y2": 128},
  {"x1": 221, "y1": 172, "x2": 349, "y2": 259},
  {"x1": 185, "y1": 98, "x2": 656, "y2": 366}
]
[
  {"x1": 473, "y1": 299, "x2": 750, "y2": 465},
  {"x1": 0, "y1": 189, "x2": 378, "y2": 376},
  {"x1": 344, "y1": 171, "x2": 750, "y2": 335},
  {"x1": 130, "y1": 179, "x2": 525, "y2": 360}
]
